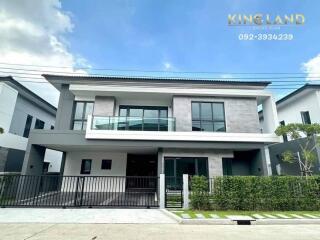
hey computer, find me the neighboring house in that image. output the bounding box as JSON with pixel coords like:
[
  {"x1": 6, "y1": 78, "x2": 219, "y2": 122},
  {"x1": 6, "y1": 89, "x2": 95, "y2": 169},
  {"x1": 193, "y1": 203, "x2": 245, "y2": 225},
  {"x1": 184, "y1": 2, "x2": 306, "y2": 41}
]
[
  {"x1": 22, "y1": 74, "x2": 280, "y2": 180},
  {"x1": 0, "y1": 76, "x2": 61, "y2": 174},
  {"x1": 260, "y1": 84, "x2": 320, "y2": 175}
]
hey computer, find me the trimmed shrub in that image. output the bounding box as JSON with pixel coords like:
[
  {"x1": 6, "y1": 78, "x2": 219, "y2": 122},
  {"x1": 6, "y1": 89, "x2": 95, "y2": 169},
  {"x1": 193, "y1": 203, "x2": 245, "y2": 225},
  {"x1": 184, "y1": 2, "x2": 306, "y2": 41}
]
[
  {"x1": 191, "y1": 176, "x2": 320, "y2": 211},
  {"x1": 190, "y1": 176, "x2": 211, "y2": 210}
]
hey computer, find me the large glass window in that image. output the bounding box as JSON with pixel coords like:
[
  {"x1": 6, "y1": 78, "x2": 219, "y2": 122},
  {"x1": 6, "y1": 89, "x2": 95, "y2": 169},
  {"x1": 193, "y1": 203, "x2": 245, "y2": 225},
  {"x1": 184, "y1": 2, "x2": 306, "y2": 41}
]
[
  {"x1": 119, "y1": 106, "x2": 168, "y2": 131},
  {"x1": 164, "y1": 157, "x2": 208, "y2": 178},
  {"x1": 192, "y1": 102, "x2": 226, "y2": 132},
  {"x1": 73, "y1": 101, "x2": 94, "y2": 130}
]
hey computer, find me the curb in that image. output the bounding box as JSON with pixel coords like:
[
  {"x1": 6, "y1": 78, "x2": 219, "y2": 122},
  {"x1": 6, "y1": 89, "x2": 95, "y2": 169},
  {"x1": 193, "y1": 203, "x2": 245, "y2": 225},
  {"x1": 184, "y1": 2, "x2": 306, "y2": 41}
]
[
  {"x1": 160, "y1": 209, "x2": 182, "y2": 223},
  {"x1": 254, "y1": 219, "x2": 320, "y2": 225}
]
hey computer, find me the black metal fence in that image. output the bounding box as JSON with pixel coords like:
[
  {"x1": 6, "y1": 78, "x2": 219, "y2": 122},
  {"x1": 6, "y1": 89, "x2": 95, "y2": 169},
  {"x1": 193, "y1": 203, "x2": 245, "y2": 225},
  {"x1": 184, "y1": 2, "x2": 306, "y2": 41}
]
[{"x1": 0, "y1": 175, "x2": 159, "y2": 208}]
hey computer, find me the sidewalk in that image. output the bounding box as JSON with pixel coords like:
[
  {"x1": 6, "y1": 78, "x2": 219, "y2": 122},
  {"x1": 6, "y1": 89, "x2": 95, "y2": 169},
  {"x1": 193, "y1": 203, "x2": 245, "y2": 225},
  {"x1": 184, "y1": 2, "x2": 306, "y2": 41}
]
[{"x1": 0, "y1": 208, "x2": 176, "y2": 224}]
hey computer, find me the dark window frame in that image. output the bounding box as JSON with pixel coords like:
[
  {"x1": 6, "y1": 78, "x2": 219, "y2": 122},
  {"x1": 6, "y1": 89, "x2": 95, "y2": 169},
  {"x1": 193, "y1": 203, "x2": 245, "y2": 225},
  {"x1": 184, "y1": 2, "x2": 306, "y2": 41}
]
[
  {"x1": 23, "y1": 115, "x2": 33, "y2": 138},
  {"x1": 80, "y1": 159, "x2": 92, "y2": 174},
  {"x1": 164, "y1": 157, "x2": 209, "y2": 178},
  {"x1": 73, "y1": 101, "x2": 94, "y2": 130},
  {"x1": 101, "y1": 159, "x2": 112, "y2": 170},
  {"x1": 301, "y1": 111, "x2": 311, "y2": 124},
  {"x1": 34, "y1": 118, "x2": 45, "y2": 129},
  {"x1": 118, "y1": 105, "x2": 168, "y2": 131},
  {"x1": 222, "y1": 158, "x2": 233, "y2": 176},
  {"x1": 191, "y1": 102, "x2": 226, "y2": 132}
]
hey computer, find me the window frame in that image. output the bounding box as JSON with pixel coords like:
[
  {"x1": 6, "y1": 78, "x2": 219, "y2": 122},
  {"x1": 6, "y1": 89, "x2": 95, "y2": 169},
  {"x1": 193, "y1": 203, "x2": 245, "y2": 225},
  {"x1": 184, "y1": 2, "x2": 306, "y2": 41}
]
[
  {"x1": 191, "y1": 101, "x2": 226, "y2": 132},
  {"x1": 101, "y1": 159, "x2": 112, "y2": 170},
  {"x1": 80, "y1": 159, "x2": 92, "y2": 174},
  {"x1": 34, "y1": 118, "x2": 45, "y2": 130},
  {"x1": 72, "y1": 101, "x2": 94, "y2": 130},
  {"x1": 164, "y1": 157, "x2": 209, "y2": 178},
  {"x1": 118, "y1": 105, "x2": 168, "y2": 131},
  {"x1": 23, "y1": 114, "x2": 33, "y2": 138},
  {"x1": 301, "y1": 111, "x2": 311, "y2": 124}
]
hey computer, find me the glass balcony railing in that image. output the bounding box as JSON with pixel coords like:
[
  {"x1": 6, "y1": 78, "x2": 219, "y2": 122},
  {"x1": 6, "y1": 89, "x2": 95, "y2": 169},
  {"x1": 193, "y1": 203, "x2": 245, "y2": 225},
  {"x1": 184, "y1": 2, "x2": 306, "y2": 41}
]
[{"x1": 91, "y1": 116, "x2": 176, "y2": 131}]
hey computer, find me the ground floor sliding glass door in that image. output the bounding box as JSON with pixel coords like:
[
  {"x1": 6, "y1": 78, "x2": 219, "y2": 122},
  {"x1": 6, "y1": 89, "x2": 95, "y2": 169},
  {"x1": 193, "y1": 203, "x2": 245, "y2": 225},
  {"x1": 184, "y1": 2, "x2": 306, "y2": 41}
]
[
  {"x1": 164, "y1": 157, "x2": 208, "y2": 178},
  {"x1": 164, "y1": 157, "x2": 208, "y2": 190}
]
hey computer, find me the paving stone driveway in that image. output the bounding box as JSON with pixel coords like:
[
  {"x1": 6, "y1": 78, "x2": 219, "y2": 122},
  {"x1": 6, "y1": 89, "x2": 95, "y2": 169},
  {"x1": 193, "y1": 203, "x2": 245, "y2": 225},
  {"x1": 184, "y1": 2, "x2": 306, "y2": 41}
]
[{"x1": 0, "y1": 208, "x2": 176, "y2": 224}]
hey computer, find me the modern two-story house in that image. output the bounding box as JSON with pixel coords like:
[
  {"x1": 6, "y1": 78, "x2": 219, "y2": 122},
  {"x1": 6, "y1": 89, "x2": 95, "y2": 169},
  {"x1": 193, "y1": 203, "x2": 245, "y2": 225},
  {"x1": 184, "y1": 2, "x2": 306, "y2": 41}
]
[
  {"x1": 0, "y1": 76, "x2": 61, "y2": 174},
  {"x1": 22, "y1": 74, "x2": 280, "y2": 181}
]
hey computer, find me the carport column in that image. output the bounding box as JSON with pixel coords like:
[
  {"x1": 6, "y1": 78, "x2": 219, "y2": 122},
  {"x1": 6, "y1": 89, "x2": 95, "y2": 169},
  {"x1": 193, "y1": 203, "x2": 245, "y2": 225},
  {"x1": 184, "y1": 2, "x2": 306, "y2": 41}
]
[
  {"x1": 159, "y1": 174, "x2": 165, "y2": 209},
  {"x1": 183, "y1": 174, "x2": 189, "y2": 209}
]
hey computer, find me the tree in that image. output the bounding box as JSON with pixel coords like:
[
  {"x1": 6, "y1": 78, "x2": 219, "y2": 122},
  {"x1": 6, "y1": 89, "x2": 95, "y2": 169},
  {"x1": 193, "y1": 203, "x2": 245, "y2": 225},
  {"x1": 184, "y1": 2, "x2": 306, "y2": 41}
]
[
  {"x1": 275, "y1": 123, "x2": 320, "y2": 176},
  {"x1": 0, "y1": 127, "x2": 3, "y2": 134}
]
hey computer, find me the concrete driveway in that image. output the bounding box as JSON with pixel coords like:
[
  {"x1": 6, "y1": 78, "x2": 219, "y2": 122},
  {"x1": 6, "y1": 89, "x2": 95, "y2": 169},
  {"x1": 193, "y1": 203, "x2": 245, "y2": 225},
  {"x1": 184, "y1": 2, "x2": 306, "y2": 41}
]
[
  {"x1": 0, "y1": 224, "x2": 320, "y2": 240},
  {"x1": 0, "y1": 208, "x2": 176, "y2": 224}
]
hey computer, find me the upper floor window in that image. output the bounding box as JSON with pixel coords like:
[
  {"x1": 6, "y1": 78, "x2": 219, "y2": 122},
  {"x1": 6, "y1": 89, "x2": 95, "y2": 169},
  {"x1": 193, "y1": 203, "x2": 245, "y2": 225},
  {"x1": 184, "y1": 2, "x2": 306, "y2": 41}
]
[
  {"x1": 192, "y1": 102, "x2": 226, "y2": 132},
  {"x1": 301, "y1": 111, "x2": 311, "y2": 124},
  {"x1": 23, "y1": 115, "x2": 33, "y2": 138},
  {"x1": 35, "y1": 119, "x2": 45, "y2": 129},
  {"x1": 73, "y1": 101, "x2": 94, "y2": 130},
  {"x1": 119, "y1": 106, "x2": 168, "y2": 131}
]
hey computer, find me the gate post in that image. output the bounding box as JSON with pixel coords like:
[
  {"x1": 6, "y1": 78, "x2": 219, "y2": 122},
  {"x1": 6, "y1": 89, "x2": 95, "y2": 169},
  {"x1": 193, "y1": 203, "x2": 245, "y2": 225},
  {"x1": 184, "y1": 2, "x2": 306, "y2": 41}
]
[
  {"x1": 159, "y1": 174, "x2": 165, "y2": 209},
  {"x1": 183, "y1": 174, "x2": 189, "y2": 209}
]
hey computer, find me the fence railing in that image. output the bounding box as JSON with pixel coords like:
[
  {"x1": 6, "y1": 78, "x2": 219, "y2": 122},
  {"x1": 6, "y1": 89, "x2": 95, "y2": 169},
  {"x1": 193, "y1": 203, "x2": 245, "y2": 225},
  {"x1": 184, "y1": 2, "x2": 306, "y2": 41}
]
[
  {"x1": 91, "y1": 116, "x2": 176, "y2": 131},
  {"x1": 0, "y1": 175, "x2": 159, "y2": 208}
]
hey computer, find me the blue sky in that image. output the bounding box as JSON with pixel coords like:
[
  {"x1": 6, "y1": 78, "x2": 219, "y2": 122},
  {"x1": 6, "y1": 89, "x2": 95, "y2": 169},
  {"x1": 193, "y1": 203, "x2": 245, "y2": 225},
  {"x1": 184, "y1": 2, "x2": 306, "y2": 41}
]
[
  {"x1": 60, "y1": 0, "x2": 320, "y2": 98},
  {"x1": 2, "y1": 0, "x2": 320, "y2": 105}
]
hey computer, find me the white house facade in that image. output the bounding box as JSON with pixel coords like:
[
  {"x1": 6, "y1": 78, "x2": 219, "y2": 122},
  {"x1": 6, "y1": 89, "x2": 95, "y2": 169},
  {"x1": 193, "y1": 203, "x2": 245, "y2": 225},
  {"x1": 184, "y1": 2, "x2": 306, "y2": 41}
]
[{"x1": 22, "y1": 75, "x2": 280, "y2": 181}]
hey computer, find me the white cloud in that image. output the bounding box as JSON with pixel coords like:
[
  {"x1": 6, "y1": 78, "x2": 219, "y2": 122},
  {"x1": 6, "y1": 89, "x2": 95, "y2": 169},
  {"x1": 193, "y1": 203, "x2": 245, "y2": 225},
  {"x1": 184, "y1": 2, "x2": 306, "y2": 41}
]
[
  {"x1": 163, "y1": 62, "x2": 173, "y2": 71},
  {"x1": 0, "y1": 0, "x2": 89, "y2": 106},
  {"x1": 302, "y1": 54, "x2": 320, "y2": 80},
  {"x1": 220, "y1": 74, "x2": 233, "y2": 79}
]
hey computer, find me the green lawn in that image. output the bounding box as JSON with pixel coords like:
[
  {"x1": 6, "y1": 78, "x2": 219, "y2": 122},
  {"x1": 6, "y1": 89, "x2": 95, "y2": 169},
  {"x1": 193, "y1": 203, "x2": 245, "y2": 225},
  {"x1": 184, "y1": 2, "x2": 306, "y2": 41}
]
[{"x1": 172, "y1": 210, "x2": 320, "y2": 219}]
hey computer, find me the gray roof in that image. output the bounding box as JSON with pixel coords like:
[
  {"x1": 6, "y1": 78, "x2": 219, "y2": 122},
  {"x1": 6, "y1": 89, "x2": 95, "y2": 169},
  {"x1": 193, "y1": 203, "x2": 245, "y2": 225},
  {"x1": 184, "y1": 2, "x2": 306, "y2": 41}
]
[
  {"x1": 42, "y1": 74, "x2": 271, "y2": 87},
  {"x1": 0, "y1": 76, "x2": 57, "y2": 114}
]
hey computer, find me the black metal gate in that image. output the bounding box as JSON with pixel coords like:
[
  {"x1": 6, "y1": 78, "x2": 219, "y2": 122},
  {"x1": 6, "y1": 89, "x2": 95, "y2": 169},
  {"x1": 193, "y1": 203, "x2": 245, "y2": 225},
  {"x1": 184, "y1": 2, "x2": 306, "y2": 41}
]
[
  {"x1": 0, "y1": 175, "x2": 159, "y2": 208},
  {"x1": 165, "y1": 177, "x2": 183, "y2": 208}
]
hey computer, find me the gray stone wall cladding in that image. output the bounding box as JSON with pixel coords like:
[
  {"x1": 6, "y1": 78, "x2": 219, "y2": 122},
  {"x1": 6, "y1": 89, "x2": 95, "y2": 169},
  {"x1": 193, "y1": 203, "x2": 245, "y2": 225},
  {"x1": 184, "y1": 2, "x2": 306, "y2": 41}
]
[
  {"x1": 93, "y1": 96, "x2": 115, "y2": 116},
  {"x1": 172, "y1": 96, "x2": 260, "y2": 133}
]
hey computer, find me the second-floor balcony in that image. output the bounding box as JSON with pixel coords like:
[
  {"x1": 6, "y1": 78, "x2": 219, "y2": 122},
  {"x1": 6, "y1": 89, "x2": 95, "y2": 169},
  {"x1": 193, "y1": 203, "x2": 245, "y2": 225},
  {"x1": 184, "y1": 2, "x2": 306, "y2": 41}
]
[{"x1": 91, "y1": 116, "x2": 176, "y2": 131}]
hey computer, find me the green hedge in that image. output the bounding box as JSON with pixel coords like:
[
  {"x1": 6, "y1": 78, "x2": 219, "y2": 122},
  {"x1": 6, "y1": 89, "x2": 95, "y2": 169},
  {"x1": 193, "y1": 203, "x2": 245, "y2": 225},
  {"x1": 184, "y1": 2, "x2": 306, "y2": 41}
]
[{"x1": 191, "y1": 176, "x2": 320, "y2": 211}]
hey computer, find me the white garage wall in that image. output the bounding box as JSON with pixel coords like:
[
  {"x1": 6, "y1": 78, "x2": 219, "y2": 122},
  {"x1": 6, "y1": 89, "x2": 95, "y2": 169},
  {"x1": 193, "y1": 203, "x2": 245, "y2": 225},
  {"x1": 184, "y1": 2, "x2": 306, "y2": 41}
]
[
  {"x1": 62, "y1": 151, "x2": 128, "y2": 192},
  {"x1": 63, "y1": 151, "x2": 127, "y2": 176}
]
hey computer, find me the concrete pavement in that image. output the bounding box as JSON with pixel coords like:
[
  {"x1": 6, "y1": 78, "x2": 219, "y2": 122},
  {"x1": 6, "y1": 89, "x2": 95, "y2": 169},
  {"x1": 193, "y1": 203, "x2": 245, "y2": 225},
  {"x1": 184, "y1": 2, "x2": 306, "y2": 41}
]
[
  {"x1": 0, "y1": 208, "x2": 176, "y2": 224},
  {"x1": 0, "y1": 224, "x2": 320, "y2": 240}
]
